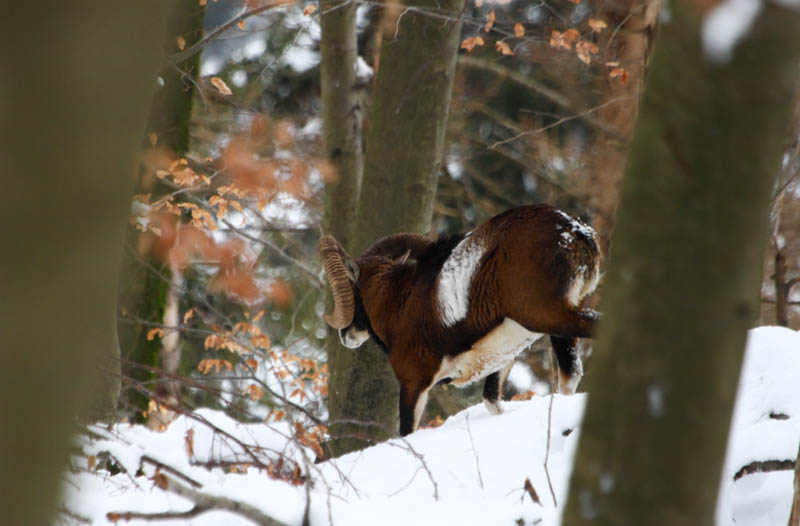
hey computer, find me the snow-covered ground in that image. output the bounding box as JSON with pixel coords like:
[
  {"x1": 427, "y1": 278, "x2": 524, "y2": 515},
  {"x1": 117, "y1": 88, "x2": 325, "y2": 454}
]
[{"x1": 60, "y1": 327, "x2": 800, "y2": 525}]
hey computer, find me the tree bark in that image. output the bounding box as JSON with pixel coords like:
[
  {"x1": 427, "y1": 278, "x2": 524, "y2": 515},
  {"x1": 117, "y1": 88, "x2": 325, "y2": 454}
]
[
  {"x1": 790, "y1": 441, "x2": 800, "y2": 526},
  {"x1": 563, "y1": 4, "x2": 800, "y2": 525},
  {"x1": 118, "y1": 0, "x2": 205, "y2": 420},
  {"x1": 325, "y1": 0, "x2": 466, "y2": 455},
  {"x1": 0, "y1": 2, "x2": 167, "y2": 525},
  {"x1": 776, "y1": 247, "x2": 790, "y2": 327},
  {"x1": 319, "y1": 0, "x2": 367, "y2": 456}
]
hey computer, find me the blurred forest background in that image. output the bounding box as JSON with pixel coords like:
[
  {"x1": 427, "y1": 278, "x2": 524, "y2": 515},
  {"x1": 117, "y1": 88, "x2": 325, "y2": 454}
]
[
  {"x1": 5, "y1": 1, "x2": 799, "y2": 525},
  {"x1": 112, "y1": 0, "x2": 800, "y2": 445}
]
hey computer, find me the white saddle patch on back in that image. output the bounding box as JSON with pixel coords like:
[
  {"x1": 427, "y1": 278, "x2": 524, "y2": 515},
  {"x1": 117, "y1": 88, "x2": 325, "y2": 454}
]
[
  {"x1": 436, "y1": 318, "x2": 543, "y2": 386},
  {"x1": 436, "y1": 232, "x2": 486, "y2": 327}
]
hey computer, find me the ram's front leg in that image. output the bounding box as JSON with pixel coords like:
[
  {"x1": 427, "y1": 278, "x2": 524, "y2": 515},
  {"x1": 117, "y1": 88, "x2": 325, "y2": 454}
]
[{"x1": 398, "y1": 379, "x2": 434, "y2": 436}]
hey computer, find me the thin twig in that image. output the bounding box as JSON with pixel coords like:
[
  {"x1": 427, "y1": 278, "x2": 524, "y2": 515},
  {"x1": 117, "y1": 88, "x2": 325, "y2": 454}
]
[
  {"x1": 387, "y1": 439, "x2": 440, "y2": 501},
  {"x1": 108, "y1": 473, "x2": 287, "y2": 526},
  {"x1": 465, "y1": 412, "x2": 484, "y2": 489},
  {"x1": 543, "y1": 350, "x2": 557, "y2": 507},
  {"x1": 170, "y1": 1, "x2": 299, "y2": 64}
]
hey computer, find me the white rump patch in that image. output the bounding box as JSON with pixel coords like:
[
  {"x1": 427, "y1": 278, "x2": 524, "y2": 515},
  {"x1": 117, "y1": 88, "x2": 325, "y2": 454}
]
[
  {"x1": 436, "y1": 318, "x2": 543, "y2": 387},
  {"x1": 436, "y1": 233, "x2": 486, "y2": 327}
]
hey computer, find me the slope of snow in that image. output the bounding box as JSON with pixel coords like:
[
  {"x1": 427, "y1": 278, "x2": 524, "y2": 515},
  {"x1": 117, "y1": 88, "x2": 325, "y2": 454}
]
[
  {"x1": 717, "y1": 326, "x2": 800, "y2": 525},
  {"x1": 60, "y1": 327, "x2": 800, "y2": 525}
]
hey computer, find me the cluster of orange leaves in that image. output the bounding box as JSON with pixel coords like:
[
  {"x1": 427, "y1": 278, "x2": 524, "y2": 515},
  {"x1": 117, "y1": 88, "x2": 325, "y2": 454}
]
[
  {"x1": 220, "y1": 115, "x2": 335, "y2": 203},
  {"x1": 136, "y1": 114, "x2": 335, "y2": 305},
  {"x1": 197, "y1": 314, "x2": 328, "y2": 408},
  {"x1": 271, "y1": 349, "x2": 329, "y2": 401},
  {"x1": 550, "y1": 20, "x2": 629, "y2": 83},
  {"x1": 460, "y1": 8, "x2": 524, "y2": 56}
]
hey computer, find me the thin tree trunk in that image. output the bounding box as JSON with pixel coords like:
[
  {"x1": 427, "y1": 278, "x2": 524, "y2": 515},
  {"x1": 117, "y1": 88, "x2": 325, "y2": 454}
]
[
  {"x1": 776, "y1": 247, "x2": 790, "y2": 327},
  {"x1": 563, "y1": 4, "x2": 800, "y2": 525},
  {"x1": 319, "y1": 0, "x2": 367, "y2": 456},
  {"x1": 0, "y1": 2, "x2": 167, "y2": 525},
  {"x1": 118, "y1": 0, "x2": 204, "y2": 418},
  {"x1": 326, "y1": 0, "x2": 466, "y2": 455},
  {"x1": 789, "y1": 440, "x2": 800, "y2": 526}
]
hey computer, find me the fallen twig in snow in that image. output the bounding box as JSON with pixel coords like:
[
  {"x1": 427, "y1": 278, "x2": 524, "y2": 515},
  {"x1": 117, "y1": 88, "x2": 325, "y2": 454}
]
[
  {"x1": 543, "y1": 350, "x2": 557, "y2": 507},
  {"x1": 141, "y1": 455, "x2": 202, "y2": 489},
  {"x1": 390, "y1": 438, "x2": 440, "y2": 501},
  {"x1": 734, "y1": 459, "x2": 795, "y2": 481},
  {"x1": 465, "y1": 412, "x2": 485, "y2": 489},
  {"x1": 107, "y1": 473, "x2": 287, "y2": 526}
]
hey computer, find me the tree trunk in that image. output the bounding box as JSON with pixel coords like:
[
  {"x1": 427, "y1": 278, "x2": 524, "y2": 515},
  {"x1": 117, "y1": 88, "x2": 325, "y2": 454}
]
[
  {"x1": 563, "y1": 4, "x2": 800, "y2": 525},
  {"x1": 0, "y1": 2, "x2": 167, "y2": 525},
  {"x1": 776, "y1": 247, "x2": 790, "y2": 327},
  {"x1": 118, "y1": 0, "x2": 204, "y2": 419},
  {"x1": 319, "y1": 0, "x2": 367, "y2": 456},
  {"x1": 790, "y1": 440, "x2": 800, "y2": 526},
  {"x1": 325, "y1": 0, "x2": 466, "y2": 455}
]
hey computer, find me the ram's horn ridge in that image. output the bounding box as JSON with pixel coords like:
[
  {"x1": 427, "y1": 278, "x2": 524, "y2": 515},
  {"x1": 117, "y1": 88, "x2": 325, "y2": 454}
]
[{"x1": 317, "y1": 235, "x2": 355, "y2": 329}]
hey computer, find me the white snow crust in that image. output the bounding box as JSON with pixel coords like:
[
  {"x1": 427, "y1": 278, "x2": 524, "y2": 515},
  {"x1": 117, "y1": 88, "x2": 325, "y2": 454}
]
[{"x1": 60, "y1": 327, "x2": 800, "y2": 525}]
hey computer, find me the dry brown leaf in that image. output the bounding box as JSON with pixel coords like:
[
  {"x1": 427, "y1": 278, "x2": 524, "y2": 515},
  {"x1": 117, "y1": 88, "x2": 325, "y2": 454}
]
[
  {"x1": 514, "y1": 23, "x2": 525, "y2": 38},
  {"x1": 147, "y1": 132, "x2": 158, "y2": 147},
  {"x1": 575, "y1": 40, "x2": 598, "y2": 65},
  {"x1": 461, "y1": 36, "x2": 485, "y2": 52},
  {"x1": 588, "y1": 18, "x2": 607, "y2": 33},
  {"x1": 176, "y1": 36, "x2": 186, "y2": 51},
  {"x1": 237, "y1": 19, "x2": 246, "y2": 30},
  {"x1": 524, "y1": 478, "x2": 542, "y2": 505},
  {"x1": 245, "y1": 384, "x2": 264, "y2": 401},
  {"x1": 267, "y1": 280, "x2": 293, "y2": 308},
  {"x1": 210, "y1": 76, "x2": 232, "y2": 96},
  {"x1": 563, "y1": 29, "x2": 580, "y2": 43},
  {"x1": 152, "y1": 473, "x2": 169, "y2": 490},
  {"x1": 484, "y1": 11, "x2": 495, "y2": 33},
  {"x1": 185, "y1": 428, "x2": 195, "y2": 458},
  {"x1": 147, "y1": 328, "x2": 164, "y2": 341},
  {"x1": 303, "y1": 3, "x2": 317, "y2": 15},
  {"x1": 609, "y1": 67, "x2": 629, "y2": 84},
  {"x1": 495, "y1": 41, "x2": 514, "y2": 56}
]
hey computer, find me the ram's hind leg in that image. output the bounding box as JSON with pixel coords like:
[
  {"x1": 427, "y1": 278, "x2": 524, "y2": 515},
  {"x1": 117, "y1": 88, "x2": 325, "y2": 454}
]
[
  {"x1": 550, "y1": 336, "x2": 583, "y2": 394},
  {"x1": 483, "y1": 361, "x2": 514, "y2": 415}
]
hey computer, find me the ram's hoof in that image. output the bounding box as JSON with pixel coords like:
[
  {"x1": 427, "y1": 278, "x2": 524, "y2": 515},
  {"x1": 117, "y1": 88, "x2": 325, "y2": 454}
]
[{"x1": 483, "y1": 399, "x2": 504, "y2": 415}]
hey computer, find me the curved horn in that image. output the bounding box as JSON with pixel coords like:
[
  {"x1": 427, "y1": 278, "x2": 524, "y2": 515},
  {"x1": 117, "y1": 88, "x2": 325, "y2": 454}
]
[
  {"x1": 361, "y1": 233, "x2": 434, "y2": 260},
  {"x1": 317, "y1": 235, "x2": 355, "y2": 329}
]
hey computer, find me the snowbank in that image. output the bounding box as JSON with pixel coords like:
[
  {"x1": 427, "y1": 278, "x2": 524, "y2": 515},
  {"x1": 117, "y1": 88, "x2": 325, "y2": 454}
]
[{"x1": 60, "y1": 327, "x2": 800, "y2": 525}]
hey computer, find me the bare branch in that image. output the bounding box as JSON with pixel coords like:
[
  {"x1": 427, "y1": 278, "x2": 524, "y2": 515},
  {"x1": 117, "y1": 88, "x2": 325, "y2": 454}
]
[
  {"x1": 170, "y1": 2, "x2": 299, "y2": 65},
  {"x1": 733, "y1": 459, "x2": 795, "y2": 481},
  {"x1": 465, "y1": 412, "x2": 484, "y2": 489},
  {"x1": 108, "y1": 473, "x2": 287, "y2": 526},
  {"x1": 543, "y1": 350, "x2": 557, "y2": 507},
  {"x1": 458, "y1": 56, "x2": 625, "y2": 140}
]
